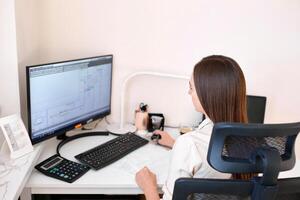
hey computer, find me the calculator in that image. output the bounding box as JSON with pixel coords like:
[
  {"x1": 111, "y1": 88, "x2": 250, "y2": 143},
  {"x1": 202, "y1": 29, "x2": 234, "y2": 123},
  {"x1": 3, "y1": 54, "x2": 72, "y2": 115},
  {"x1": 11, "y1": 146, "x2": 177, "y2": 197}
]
[{"x1": 35, "y1": 154, "x2": 90, "y2": 183}]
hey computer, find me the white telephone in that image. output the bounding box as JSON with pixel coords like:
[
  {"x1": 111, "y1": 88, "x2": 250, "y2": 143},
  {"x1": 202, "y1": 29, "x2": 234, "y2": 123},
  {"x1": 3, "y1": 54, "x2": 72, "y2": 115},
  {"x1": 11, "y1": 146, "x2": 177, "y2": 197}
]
[{"x1": 0, "y1": 114, "x2": 33, "y2": 159}]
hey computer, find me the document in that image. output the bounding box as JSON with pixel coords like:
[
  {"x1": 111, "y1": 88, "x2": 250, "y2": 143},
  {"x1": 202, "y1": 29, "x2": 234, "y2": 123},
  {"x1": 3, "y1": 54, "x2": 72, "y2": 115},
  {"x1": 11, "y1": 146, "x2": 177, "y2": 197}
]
[{"x1": 116, "y1": 143, "x2": 170, "y2": 182}]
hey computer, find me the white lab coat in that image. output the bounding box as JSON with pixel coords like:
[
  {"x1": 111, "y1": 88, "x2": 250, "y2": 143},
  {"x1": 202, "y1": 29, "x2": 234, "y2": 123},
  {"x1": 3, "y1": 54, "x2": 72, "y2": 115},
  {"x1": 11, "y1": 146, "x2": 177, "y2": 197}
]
[{"x1": 162, "y1": 118, "x2": 231, "y2": 200}]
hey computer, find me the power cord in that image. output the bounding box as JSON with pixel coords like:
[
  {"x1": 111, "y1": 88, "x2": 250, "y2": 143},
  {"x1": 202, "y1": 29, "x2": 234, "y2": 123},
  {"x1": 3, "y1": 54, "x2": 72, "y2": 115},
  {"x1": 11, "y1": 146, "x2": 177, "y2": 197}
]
[
  {"x1": 56, "y1": 131, "x2": 110, "y2": 156},
  {"x1": 56, "y1": 117, "x2": 124, "y2": 157}
]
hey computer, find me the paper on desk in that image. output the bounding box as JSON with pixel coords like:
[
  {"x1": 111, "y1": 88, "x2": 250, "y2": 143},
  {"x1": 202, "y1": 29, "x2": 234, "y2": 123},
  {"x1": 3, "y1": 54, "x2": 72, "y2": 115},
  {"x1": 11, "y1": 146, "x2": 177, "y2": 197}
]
[{"x1": 116, "y1": 143, "x2": 171, "y2": 182}]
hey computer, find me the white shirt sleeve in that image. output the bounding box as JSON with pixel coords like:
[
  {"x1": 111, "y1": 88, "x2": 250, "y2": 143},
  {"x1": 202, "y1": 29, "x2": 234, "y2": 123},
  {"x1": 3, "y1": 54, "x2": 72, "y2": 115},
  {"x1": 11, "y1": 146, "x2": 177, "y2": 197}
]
[{"x1": 162, "y1": 135, "x2": 203, "y2": 200}]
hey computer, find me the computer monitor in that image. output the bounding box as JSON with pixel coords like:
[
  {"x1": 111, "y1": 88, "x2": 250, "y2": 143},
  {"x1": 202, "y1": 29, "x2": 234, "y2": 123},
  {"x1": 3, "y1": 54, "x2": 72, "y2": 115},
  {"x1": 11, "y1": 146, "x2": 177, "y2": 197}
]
[
  {"x1": 26, "y1": 55, "x2": 113, "y2": 144},
  {"x1": 247, "y1": 95, "x2": 267, "y2": 123}
]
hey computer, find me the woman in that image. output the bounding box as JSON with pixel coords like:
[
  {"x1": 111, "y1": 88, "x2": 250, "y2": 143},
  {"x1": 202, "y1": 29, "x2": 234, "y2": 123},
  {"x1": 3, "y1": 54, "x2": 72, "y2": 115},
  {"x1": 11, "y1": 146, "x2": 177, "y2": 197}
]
[{"x1": 135, "y1": 55, "x2": 248, "y2": 200}]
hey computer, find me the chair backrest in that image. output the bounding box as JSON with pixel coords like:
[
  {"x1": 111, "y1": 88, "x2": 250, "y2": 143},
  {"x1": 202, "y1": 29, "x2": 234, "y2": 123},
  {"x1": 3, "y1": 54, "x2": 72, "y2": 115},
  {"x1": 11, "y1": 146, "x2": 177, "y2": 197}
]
[
  {"x1": 247, "y1": 95, "x2": 266, "y2": 124},
  {"x1": 208, "y1": 122, "x2": 300, "y2": 174},
  {"x1": 201, "y1": 95, "x2": 267, "y2": 124},
  {"x1": 173, "y1": 177, "x2": 300, "y2": 200},
  {"x1": 173, "y1": 122, "x2": 300, "y2": 200}
]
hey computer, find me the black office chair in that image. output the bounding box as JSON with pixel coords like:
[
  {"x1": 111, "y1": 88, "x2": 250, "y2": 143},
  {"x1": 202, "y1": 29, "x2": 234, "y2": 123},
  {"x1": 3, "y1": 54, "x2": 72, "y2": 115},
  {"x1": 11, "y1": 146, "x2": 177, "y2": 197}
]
[{"x1": 172, "y1": 122, "x2": 300, "y2": 200}]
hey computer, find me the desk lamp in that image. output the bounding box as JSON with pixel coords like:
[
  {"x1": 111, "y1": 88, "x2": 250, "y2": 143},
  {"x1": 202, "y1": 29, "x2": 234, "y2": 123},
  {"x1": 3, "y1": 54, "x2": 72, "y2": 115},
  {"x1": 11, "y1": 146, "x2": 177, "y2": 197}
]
[{"x1": 107, "y1": 71, "x2": 190, "y2": 134}]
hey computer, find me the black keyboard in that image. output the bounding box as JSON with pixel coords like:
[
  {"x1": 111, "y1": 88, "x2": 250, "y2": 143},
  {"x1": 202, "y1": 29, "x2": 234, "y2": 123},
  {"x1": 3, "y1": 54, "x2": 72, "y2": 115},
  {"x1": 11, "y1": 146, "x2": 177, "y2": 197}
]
[{"x1": 75, "y1": 133, "x2": 149, "y2": 170}]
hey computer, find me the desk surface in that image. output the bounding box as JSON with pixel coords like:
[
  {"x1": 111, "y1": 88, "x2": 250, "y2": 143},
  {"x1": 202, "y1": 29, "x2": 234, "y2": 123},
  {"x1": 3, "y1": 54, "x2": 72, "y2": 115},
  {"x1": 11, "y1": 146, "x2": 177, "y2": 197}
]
[
  {"x1": 26, "y1": 128, "x2": 177, "y2": 195},
  {"x1": 25, "y1": 126, "x2": 300, "y2": 197},
  {"x1": 0, "y1": 143, "x2": 43, "y2": 200}
]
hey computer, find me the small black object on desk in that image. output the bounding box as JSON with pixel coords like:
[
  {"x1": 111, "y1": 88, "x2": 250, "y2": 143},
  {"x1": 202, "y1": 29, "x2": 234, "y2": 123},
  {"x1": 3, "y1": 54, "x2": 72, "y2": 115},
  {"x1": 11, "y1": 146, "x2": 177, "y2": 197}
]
[
  {"x1": 151, "y1": 134, "x2": 162, "y2": 142},
  {"x1": 148, "y1": 113, "x2": 165, "y2": 132}
]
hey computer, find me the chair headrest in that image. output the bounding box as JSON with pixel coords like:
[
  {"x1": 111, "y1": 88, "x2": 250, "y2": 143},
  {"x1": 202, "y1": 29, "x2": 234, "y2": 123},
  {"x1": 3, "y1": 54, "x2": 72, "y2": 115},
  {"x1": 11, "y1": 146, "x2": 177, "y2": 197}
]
[{"x1": 207, "y1": 122, "x2": 300, "y2": 173}]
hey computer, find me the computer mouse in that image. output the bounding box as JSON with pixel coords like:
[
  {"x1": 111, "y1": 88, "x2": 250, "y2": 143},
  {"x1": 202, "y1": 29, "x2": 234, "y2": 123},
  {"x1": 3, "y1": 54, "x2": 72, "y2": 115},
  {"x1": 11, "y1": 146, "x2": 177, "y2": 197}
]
[{"x1": 151, "y1": 134, "x2": 161, "y2": 141}]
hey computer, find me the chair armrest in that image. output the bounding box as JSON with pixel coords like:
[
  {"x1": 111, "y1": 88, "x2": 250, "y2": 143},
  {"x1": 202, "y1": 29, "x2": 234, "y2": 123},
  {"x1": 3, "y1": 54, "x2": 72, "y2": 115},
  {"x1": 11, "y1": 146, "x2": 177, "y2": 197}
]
[{"x1": 172, "y1": 178, "x2": 253, "y2": 200}]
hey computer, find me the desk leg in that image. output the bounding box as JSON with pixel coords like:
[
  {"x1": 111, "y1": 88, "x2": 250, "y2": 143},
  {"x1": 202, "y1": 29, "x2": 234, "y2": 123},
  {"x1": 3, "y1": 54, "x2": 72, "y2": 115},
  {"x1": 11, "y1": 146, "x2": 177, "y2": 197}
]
[{"x1": 20, "y1": 188, "x2": 32, "y2": 200}]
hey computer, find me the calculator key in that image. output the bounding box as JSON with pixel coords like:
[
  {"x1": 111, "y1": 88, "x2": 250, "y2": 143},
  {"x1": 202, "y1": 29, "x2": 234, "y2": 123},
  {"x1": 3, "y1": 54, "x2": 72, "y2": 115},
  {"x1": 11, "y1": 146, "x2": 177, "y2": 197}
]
[{"x1": 35, "y1": 155, "x2": 90, "y2": 183}]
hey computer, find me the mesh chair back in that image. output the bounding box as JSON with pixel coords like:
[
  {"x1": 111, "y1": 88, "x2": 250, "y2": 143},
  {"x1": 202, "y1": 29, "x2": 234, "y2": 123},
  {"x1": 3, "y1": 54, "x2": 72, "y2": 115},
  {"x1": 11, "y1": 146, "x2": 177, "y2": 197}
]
[
  {"x1": 173, "y1": 122, "x2": 300, "y2": 200},
  {"x1": 174, "y1": 177, "x2": 300, "y2": 200},
  {"x1": 208, "y1": 122, "x2": 300, "y2": 174},
  {"x1": 173, "y1": 178, "x2": 252, "y2": 200},
  {"x1": 188, "y1": 193, "x2": 249, "y2": 200}
]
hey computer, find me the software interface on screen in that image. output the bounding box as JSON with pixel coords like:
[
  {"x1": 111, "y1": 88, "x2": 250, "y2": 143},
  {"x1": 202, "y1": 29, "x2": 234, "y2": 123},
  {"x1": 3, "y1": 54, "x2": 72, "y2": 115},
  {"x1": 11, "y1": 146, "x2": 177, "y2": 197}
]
[{"x1": 28, "y1": 56, "x2": 112, "y2": 141}]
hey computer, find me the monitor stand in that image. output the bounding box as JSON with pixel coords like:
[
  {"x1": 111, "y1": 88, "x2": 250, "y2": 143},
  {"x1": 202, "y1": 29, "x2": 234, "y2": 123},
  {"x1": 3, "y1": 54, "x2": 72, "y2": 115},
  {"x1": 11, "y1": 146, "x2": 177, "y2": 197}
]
[{"x1": 56, "y1": 133, "x2": 69, "y2": 140}]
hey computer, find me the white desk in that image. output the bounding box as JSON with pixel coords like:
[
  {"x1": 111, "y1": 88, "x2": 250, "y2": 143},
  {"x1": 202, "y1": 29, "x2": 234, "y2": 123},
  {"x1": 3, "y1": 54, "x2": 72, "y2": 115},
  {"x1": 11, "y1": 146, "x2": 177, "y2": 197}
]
[
  {"x1": 23, "y1": 128, "x2": 178, "y2": 199},
  {"x1": 22, "y1": 127, "x2": 300, "y2": 200},
  {"x1": 279, "y1": 161, "x2": 300, "y2": 178},
  {"x1": 0, "y1": 144, "x2": 43, "y2": 200}
]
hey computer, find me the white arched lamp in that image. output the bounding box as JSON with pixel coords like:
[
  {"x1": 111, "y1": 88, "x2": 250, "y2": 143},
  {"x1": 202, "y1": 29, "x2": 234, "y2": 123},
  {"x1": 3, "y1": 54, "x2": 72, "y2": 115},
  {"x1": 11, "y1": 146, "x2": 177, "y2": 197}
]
[{"x1": 107, "y1": 71, "x2": 190, "y2": 134}]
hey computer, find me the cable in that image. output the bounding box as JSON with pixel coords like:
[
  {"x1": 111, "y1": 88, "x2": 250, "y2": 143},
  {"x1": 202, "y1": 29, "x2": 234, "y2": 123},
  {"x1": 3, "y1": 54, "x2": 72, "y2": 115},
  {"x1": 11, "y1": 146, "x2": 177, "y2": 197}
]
[
  {"x1": 56, "y1": 117, "x2": 111, "y2": 156},
  {"x1": 56, "y1": 131, "x2": 110, "y2": 156}
]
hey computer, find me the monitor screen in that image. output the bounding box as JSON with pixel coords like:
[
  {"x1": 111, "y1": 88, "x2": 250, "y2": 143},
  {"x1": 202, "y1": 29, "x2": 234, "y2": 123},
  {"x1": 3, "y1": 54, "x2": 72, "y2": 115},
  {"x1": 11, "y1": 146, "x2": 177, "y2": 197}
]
[
  {"x1": 26, "y1": 55, "x2": 113, "y2": 144},
  {"x1": 247, "y1": 95, "x2": 266, "y2": 123}
]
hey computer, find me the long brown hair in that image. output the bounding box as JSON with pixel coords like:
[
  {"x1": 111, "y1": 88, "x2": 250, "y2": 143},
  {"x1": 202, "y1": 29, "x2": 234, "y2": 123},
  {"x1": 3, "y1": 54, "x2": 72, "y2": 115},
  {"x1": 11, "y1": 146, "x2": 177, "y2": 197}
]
[
  {"x1": 193, "y1": 55, "x2": 253, "y2": 180},
  {"x1": 193, "y1": 55, "x2": 247, "y2": 123}
]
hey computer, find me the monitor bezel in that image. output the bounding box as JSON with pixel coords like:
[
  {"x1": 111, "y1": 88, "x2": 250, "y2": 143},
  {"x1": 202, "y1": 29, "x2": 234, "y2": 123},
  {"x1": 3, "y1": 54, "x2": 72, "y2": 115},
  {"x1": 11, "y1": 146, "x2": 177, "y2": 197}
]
[{"x1": 26, "y1": 55, "x2": 113, "y2": 145}]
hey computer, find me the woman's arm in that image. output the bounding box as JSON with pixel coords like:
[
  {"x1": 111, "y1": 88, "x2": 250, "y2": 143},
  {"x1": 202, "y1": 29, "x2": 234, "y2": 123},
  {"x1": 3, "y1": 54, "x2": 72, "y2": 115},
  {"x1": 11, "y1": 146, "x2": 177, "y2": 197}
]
[
  {"x1": 144, "y1": 189, "x2": 160, "y2": 200},
  {"x1": 153, "y1": 130, "x2": 175, "y2": 148},
  {"x1": 136, "y1": 167, "x2": 161, "y2": 200}
]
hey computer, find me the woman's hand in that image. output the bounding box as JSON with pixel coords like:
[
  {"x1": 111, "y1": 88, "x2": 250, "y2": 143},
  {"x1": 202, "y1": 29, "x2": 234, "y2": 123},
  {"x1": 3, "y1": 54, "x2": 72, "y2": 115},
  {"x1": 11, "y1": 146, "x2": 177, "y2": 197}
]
[
  {"x1": 135, "y1": 167, "x2": 160, "y2": 200},
  {"x1": 153, "y1": 130, "x2": 175, "y2": 148}
]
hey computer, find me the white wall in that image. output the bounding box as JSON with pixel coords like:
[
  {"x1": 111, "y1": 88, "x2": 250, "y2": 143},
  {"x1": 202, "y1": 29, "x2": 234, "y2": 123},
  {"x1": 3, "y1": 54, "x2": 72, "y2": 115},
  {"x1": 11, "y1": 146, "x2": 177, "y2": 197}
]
[
  {"x1": 15, "y1": 0, "x2": 40, "y2": 126},
  {"x1": 0, "y1": 0, "x2": 20, "y2": 144},
  {"x1": 0, "y1": 0, "x2": 20, "y2": 116},
  {"x1": 15, "y1": 0, "x2": 300, "y2": 156}
]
